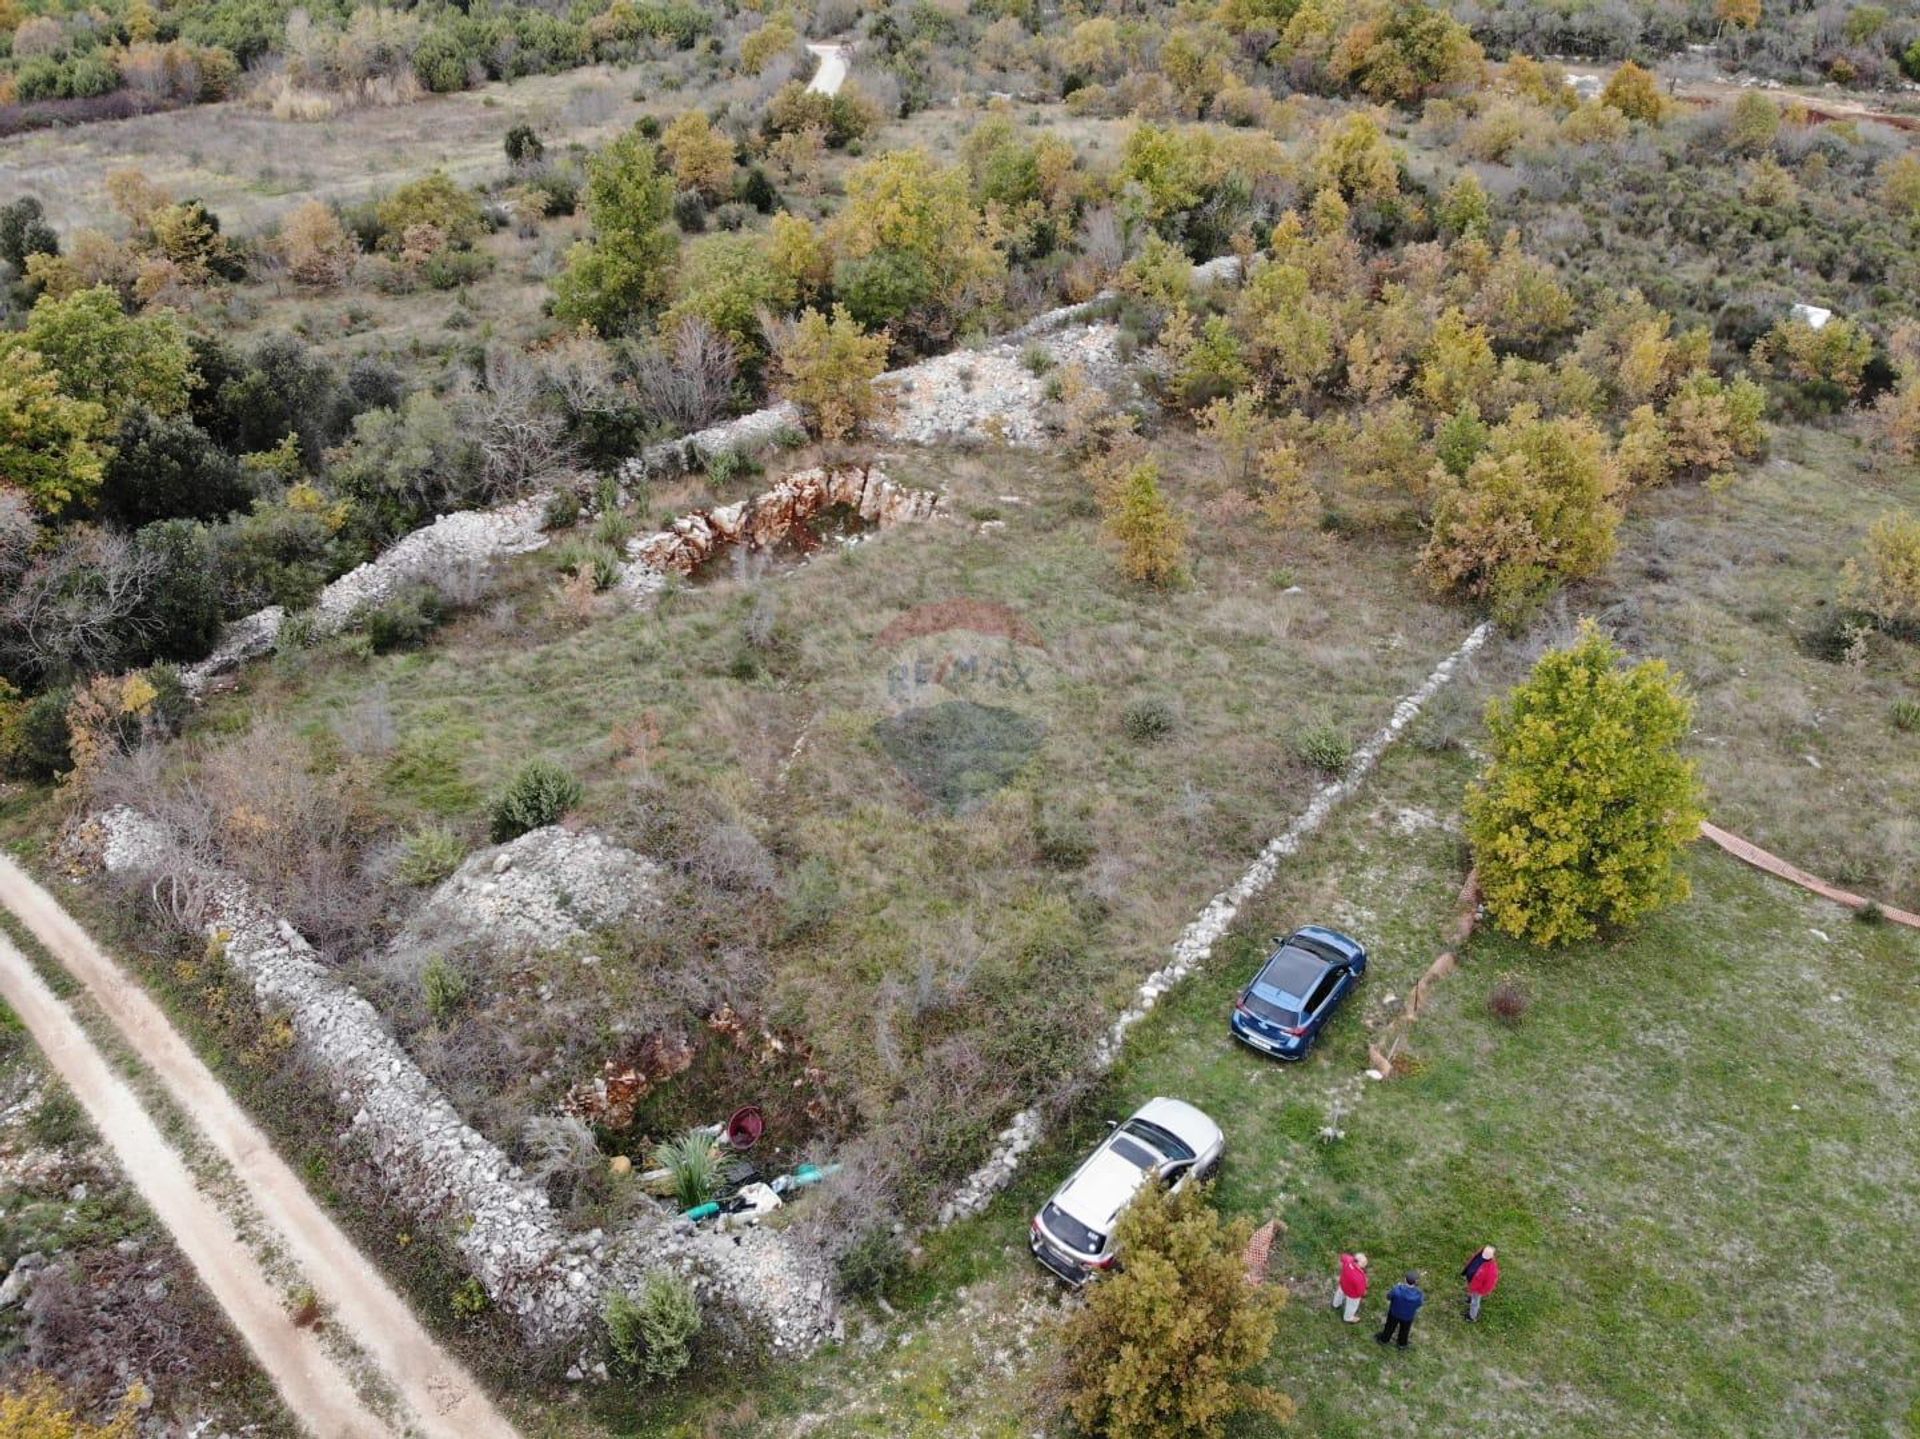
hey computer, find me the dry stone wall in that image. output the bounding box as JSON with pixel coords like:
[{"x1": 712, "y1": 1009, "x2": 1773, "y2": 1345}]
[{"x1": 89, "y1": 809, "x2": 836, "y2": 1356}]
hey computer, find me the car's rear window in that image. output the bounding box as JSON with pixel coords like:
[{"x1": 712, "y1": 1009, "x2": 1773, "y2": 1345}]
[
  {"x1": 1041, "y1": 1202, "x2": 1104, "y2": 1255},
  {"x1": 1241, "y1": 990, "x2": 1301, "y2": 1027}
]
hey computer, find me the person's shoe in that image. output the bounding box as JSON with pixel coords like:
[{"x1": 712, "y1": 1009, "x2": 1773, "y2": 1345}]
[
  {"x1": 1344, "y1": 1316, "x2": 1362, "y2": 1324},
  {"x1": 1396, "y1": 1341, "x2": 1409, "y2": 1349},
  {"x1": 1375, "y1": 1333, "x2": 1388, "y2": 1344}
]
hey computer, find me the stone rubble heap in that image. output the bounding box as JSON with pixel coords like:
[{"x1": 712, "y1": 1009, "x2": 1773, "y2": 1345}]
[
  {"x1": 619, "y1": 464, "x2": 944, "y2": 593},
  {"x1": 879, "y1": 323, "x2": 1124, "y2": 447},
  {"x1": 90, "y1": 808, "x2": 836, "y2": 1356},
  {"x1": 182, "y1": 493, "x2": 554, "y2": 694},
  {"x1": 390, "y1": 827, "x2": 662, "y2": 961},
  {"x1": 623, "y1": 310, "x2": 1132, "y2": 481},
  {"x1": 937, "y1": 621, "x2": 1495, "y2": 1226}
]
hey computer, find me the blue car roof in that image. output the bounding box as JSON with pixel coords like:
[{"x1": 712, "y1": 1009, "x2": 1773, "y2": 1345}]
[{"x1": 1255, "y1": 945, "x2": 1330, "y2": 1005}]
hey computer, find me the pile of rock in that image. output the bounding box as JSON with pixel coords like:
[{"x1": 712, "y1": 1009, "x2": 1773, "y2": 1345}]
[
  {"x1": 880, "y1": 324, "x2": 1124, "y2": 447},
  {"x1": 621, "y1": 464, "x2": 943, "y2": 593},
  {"x1": 90, "y1": 808, "x2": 837, "y2": 1356},
  {"x1": 183, "y1": 492, "x2": 554, "y2": 694},
  {"x1": 390, "y1": 827, "x2": 661, "y2": 961}
]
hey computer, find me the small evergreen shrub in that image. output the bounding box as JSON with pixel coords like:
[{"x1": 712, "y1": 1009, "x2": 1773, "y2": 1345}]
[
  {"x1": 1123, "y1": 696, "x2": 1176, "y2": 742},
  {"x1": 1292, "y1": 721, "x2": 1353, "y2": 776},
  {"x1": 422, "y1": 955, "x2": 469, "y2": 1021},
  {"x1": 488, "y1": 758, "x2": 583, "y2": 841},
  {"x1": 605, "y1": 1272, "x2": 701, "y2": 1382},
  {"x1": 397, "y1": 825, "x2": 467, "y2": 887}
]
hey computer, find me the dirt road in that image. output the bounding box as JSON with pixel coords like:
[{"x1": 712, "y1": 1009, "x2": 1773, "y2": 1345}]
[
  {"x1": 0, "y1": 854, "x2": 525, "y2": 1439},
  {"x1": 806, "y1": 42, "x2": 850, "y2": 96}
]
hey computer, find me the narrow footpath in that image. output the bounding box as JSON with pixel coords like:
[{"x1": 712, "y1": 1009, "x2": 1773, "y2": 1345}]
[{"x1": 0, "y1": 853, "x2": 525, "y2": 1439}]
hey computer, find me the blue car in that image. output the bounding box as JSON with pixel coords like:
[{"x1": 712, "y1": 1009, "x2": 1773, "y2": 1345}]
[{"x1": 1230, "y1": 925, "x2": 1368, "y2": 1060}]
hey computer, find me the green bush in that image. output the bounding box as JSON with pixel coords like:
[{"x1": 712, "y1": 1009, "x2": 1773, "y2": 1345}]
[
  {"x1": 397, "y1": 825, "x2": 467, "y2": 887},
  {"x1": 488, "y1": 758, "x2": 584, "y2": 841},
  {"x1": 1892, "y1": 699, "x2": 1920, "y2": 733},
  {"x1": 1032, "y1": 804, "x2": 1096, "y2": 869},
  {"x1": 648, "y1": 1129, "x2": 720, "y2": 1209},
  {"x1": 361, "y1": 584, "x2": 447, "y2": 653},
  {"x1": 1122, "y1": 696, "x2": 1176, "y2": 742},
  {"x1": 604, "y1": 1272, "x2": 701, "y2": 1383},
  {"x1": 1291, "y1": 721, "x2": 1353, "y2": 776},
  {"x1": 422, "y1": 956, "x2": 470, "y2": 1022},
  {"x1": 781, "y1": 856, "x2": 841, "y2": 938},
  {"x1": 835, "y1": 1225, "x2": 906, "y2": 1299}
]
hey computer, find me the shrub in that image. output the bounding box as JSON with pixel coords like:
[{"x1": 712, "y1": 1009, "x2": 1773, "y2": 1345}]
[
  {"x1": 1892, "y1": 698, "x2": 1920, "y2": 733},
  {"x1": 605, "y1": 1272, "x2": 701, "y2": 1382},
  {"x1": 375, "y1": 172, "x2": 484, "y2": 253},
  {"x1": 360, "y1": 584, "x2": 447, "y2": 653},
  {"x1": 1122, "y1": 696, "x2": 1176, "y2": 742},
  {"x1": 1842, "y1": 512, "x2": 1920, "y2": 637},
  {"x1": 1467, "y1": 623, "x2": 1704, "y2": 948},
  {"x1": 1487, "y1": 977, "x2": 1529, "y2": 1025},
  {"x1": 397, "y1": 824, "x2": 467, "y2": 886},
  {"x1": 552, "y1": 126, "x2": 679, "y2": 335},
  {"x1": 1292, "y1": 720, "x2": 1353, "y2": 776},
  {"x1": 450, "y1": 1276, "x2": 490, "y2": 1320},
  {"x1": 772, "y1": 304, "x2": 891, "y2": 441},
  {"x1": 504, "y1": 123, "x2": 544, "y2": 166},
  {"x1": 422, "y1": 956, "x2": 469, "y2": 1022},
  {"x1": 835, "y1": 1225, "x2": 906, "y2": 1299},
  {"x1": 648, "y1": 1129, "x2": 721, "y2": 1209},
  {"x1": 1032, "y1": 803, "x2": 1096, "y2": 869},
  {"x1": 1101, "y1": 453, "x2": 1188, "y2": 586},
  {"x1": 488, "y1": 758, "x2": 584, "y2": 841},
  {"x1": 1057, "y1": 1183, "x2": 1290, "y2": 1439}
]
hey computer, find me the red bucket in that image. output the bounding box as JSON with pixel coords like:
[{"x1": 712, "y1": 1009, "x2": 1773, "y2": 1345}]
[{"x1": 724, "y1": 1106, "x2": 765, "y2": 1150}]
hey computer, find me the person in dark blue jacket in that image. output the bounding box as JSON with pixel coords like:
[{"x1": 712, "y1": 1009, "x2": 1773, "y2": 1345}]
[{"x1": 1375, "y1": 1271, "x2": 1425, "y2": 1348}]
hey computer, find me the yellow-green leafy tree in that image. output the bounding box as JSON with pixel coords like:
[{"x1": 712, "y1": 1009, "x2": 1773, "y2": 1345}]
[
  {"x1": 1102, "y1": 453, "x2": 1189, "y2": 585},
  {"x1": 1468, "y1": 623, "x2": 1704, "y2": 947},
  {"x1": 1056, "y1": 1183, "x2": 1290, "y2": 1439},
  {"x1": 552, "y1": 127, "x2": 679, "y2": 335},
  {"x1": 1601, "y1": 60, "x2": 1666, "y2": 123},
  {"x1": 0, "y1": 343, "x2": 111, "y2": 515},
  {"x1": 772, "y1": 305, "x2": 891, "y2": 441},
  {"x1": 19, "y1": 286, "x2": 195, "y2": 427},
  {"x1": 1420, "y1": 406, "x2": 1621, "y2": 626},
  {"x1": 1842, "y1": 511, "x2": 1920, "y2": 632}
]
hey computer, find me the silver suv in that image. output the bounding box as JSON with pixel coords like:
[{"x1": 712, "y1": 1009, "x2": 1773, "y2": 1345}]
[{"x1": 1029, "y1": 1097, "x2": 1225, "y2": 1285}]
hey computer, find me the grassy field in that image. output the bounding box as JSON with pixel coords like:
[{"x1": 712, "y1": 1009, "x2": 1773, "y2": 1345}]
[
  {"x1": 177, "y1": 436, "x2": 1468, "y2": 1172},
  {"x1": 664, "y1": 717, "x2": 1917, "y2": 1439},
  {"x1": 594, "y1": 429, "x2": 1920, "y2": 1439}
]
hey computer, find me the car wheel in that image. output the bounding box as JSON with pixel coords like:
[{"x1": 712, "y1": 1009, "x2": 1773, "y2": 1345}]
[{"x1": 1198, "y1": 1155, "x2": 1222, "y2": 1181}]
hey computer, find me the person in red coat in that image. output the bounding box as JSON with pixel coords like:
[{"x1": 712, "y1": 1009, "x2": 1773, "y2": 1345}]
[
  {"x1": 1462, "y1": 1244, "x2": 1499, "y2": 1321},
  {"x1": 1332, "y1": 1251, "x2": 1369, "y2": 1322}
]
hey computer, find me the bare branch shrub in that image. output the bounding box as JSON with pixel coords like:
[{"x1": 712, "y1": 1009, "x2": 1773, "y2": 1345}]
[
  {"x1": 628, "y1": 316, "x2": 740, "y2": 432},
  {"x1": 0, "y1": 529, "x2": 162, "y2": 685},
  {"x1": 466, "y1": 344, "x2": 577, "y2": 498}
]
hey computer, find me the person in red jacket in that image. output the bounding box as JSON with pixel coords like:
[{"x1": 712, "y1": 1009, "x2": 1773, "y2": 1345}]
[
  {"x1": 1331, "y1": 1251, "x2": 1369, "y2": 1322},
  {"x1": 1462, "y1": 1244, "x2": 1499, "y2": 1321}
]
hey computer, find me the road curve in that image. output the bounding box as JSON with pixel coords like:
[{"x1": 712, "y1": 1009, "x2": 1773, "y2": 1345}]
[
  {"x1": 806, "y1": 42, "x2": 849, "y2": 96},
  {"x1": 0, "y1": 854, "x2": 525, "y2": 1439}
]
